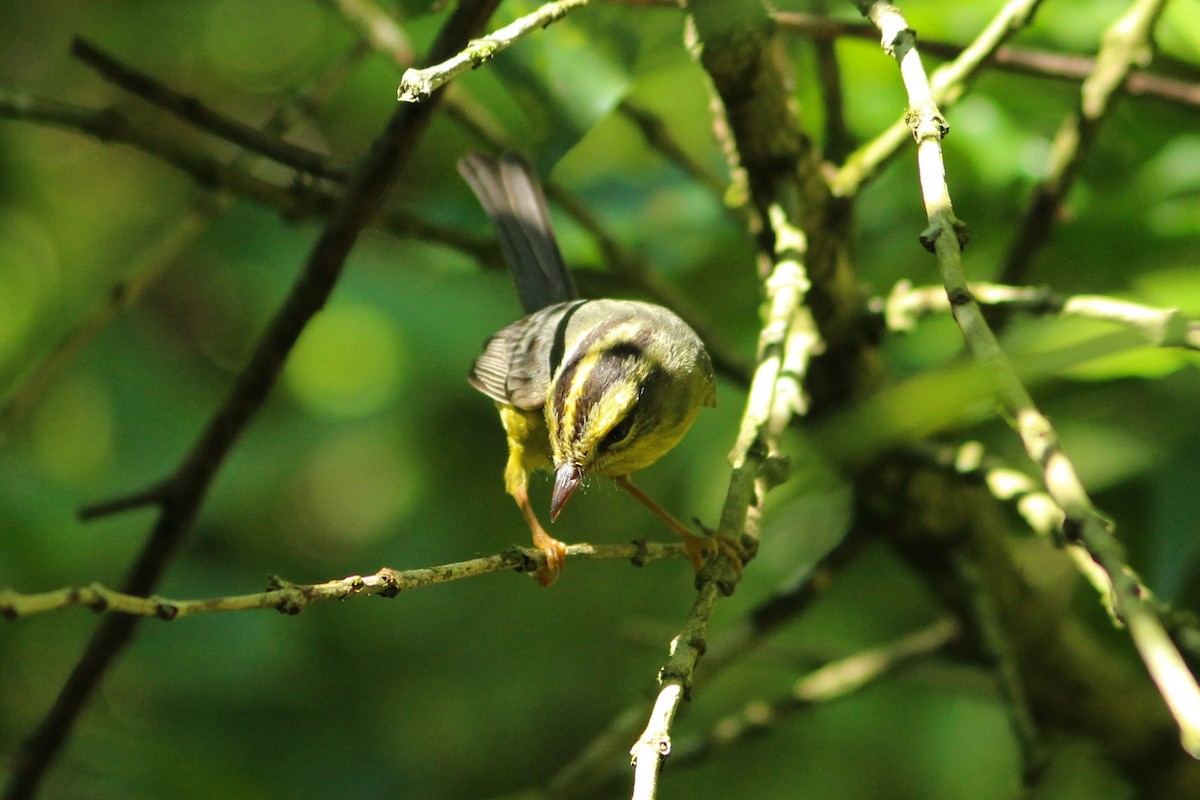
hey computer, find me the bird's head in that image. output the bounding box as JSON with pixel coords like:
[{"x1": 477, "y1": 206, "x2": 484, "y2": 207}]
[{"x1": 545, "y1": 316, "x2": 713, "y2": 520}]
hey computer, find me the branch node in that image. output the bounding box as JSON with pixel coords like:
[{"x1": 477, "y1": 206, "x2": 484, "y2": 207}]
[
  {"x1": 153, "y1": 599, "x2": 179, "y2": 621},
  {"x1": 376, "y1": 568, "x2": 402, "y2": 599},
  {"x1": 759, "y1": 453, "x2": 792, "y2": 490},
  {"x1": 948, "y1": 286, "x2": 974, "y2": 307},
  {"x1": 86, "y1": 585, "x2": 109, "y2": 613},
  {"x1": 630, "y1": 538, "x2": 649, "y2": 568}
]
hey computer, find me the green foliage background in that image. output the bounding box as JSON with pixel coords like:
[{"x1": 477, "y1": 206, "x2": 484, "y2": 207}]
[{"x1": 2, "y1": 1, "x2": 1199, "y2": 798}]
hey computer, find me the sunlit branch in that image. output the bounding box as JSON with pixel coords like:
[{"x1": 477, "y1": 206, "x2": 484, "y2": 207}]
[
  {"x1": 540, "y1": 532, "x2": 865, "y2": 800},
  {"x1": 881, "y1": 280, "x2": 1200, "y2": 350},
  {"x1": 630, "y1": 2, "x2": 830, "y2": 794},
  {"x1": 853, "y1": 0, "x2": 1200, "y2": 759},
  {"x1": 833, "y1": 0, "x2": 1043, "y2": 198},
  {"x1": 397, "y1": 0, "x2": 589, "y2": 102}
]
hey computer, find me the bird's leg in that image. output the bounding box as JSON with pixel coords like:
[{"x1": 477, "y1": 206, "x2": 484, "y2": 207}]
[
  {"x1": 614, "y1": 475, "x2": 742, "y2": 577},
  {"x1": 504, "y1": 444, "x2": 567, "y2": 587},
  {"x1": 512, "y1": 484, "x2": 567, "y2": 587}
]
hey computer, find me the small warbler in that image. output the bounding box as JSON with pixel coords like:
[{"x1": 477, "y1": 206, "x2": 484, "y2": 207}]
[{"x1": 461, "y1": 153, "x2": 719, "y2": 586}]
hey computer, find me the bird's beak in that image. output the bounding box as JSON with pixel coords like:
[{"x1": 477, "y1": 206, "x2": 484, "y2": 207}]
[{"x1": 550, "y1": 463, "x2": 583, "y2": 522}]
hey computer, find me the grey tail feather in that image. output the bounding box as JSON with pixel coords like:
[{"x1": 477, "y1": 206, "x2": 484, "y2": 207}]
[{"x1": 458, "y1": 152, "x2": 579, "y2": 313}]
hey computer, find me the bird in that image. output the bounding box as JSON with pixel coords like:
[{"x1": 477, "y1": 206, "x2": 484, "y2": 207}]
[{"x1": 460, "y1": 152, "x2": 720, "y2": 587}]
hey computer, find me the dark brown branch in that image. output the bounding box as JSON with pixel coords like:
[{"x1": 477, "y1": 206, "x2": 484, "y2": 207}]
[
  {"x1": 1, "y1": 3, "x2": 503, "y2": 798},
  {"x1": 70, "y1": 37, "x2": 352, "y2": 182}
]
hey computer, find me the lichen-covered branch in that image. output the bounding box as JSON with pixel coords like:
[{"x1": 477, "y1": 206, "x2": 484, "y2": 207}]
[{"x1": 629, "y1": 2, "x2": 839, "y2": 794}]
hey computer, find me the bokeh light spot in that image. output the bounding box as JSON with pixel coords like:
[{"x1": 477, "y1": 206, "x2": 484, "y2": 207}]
[{"x1": 285, "y1": 304, "x2": 404, "y2": 418}]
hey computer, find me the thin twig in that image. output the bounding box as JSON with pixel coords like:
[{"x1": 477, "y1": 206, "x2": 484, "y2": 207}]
[
  {"x1": 949, "y1": 551, "x2": 1045, "y2": 782},
  {"x1": 615, "y1": 99, "x2": 730, "y2": 200},
  {"x1": 321, "y1": 0, "x2": 415, "y2": 64},
  {"x1": 71, "y1": 38, "x2": 351, "y2": 182},
  {"x1": 0, "y1": 542, "x2": 689, "y2": 621},
  {"x1": 999, "y1": 0, "x2": 1168, "y2": 285},
  {"x1": 853, "y1": 0, "x2": 1200, "y2": 758},
  {"x1": 880, "y1": 280, "x2": 1200, "y2": 350},
  {"x1": 397, "y1": 0, "x2": 589, "y2": 102}
]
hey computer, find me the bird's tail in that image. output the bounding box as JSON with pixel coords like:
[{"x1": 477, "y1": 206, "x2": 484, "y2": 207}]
[{"x1": 458, "y1": 152, "x2": 579, "y2": 313}]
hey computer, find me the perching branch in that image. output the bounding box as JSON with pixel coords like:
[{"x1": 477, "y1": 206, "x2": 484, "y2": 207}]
[
  {"x1": 853, "y1": 0, "x2": 1200, "y2": 759},
  {"x1": 0, "y1": 542, "x2": 689, "y2": 621},
  {"x1": 397, "y1": 0, "x2": 589, "y2": 102},
  {"x1": 629, "y1": 1, "x2": 841, "y2": 794}
]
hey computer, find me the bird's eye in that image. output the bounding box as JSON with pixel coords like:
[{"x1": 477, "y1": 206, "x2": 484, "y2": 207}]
[{"x1": 600, "y1": 414, "x2": 635, "y2": 451}]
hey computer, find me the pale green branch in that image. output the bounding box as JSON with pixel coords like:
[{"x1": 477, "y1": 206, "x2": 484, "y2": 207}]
[
  {"x1": 834, "y1": 0, "x2": 1044, "y2": 197},
  {"x1": 0, "y1": 542, "x2": 689, "y2": 621},
  {"x1": 881, "y1": 280, "x2": 1200, "y2": 350},
  {"x1": 856, "y1": 0, "x2": 1200, "y2": 759},
  {"x1": 397, "y1": 0, "x2": 590, "y2": 102}
]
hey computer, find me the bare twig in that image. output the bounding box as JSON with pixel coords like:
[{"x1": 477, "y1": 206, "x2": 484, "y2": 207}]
[
  {"x1": 615, "y1": 99, "x2": 730, "y2": 200},
  {"x1": 881, "y1": 280, "x2": 1200, "y2": 350},
  {"x1": 71, "y1": 38, "x2": 351, "y2": 182},
  {"x1": 999, "y1": 0, "x2": 1169, "y2": 285},
  {"x1": 0, "y1": 542, "x2": 689, "y2": 621},
  {"x1": 853, "y1": 0, "x2": 1200, "y2": 758},
  {"x1": 949, "y1": 551, "x2": 1045, "y2": 782},
  {"x1": 2, "y1": 4, "x2": 504, "y2": 798},
  {"x1": 397, "y1": 0, "x2": 589, "y2": 102}
]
